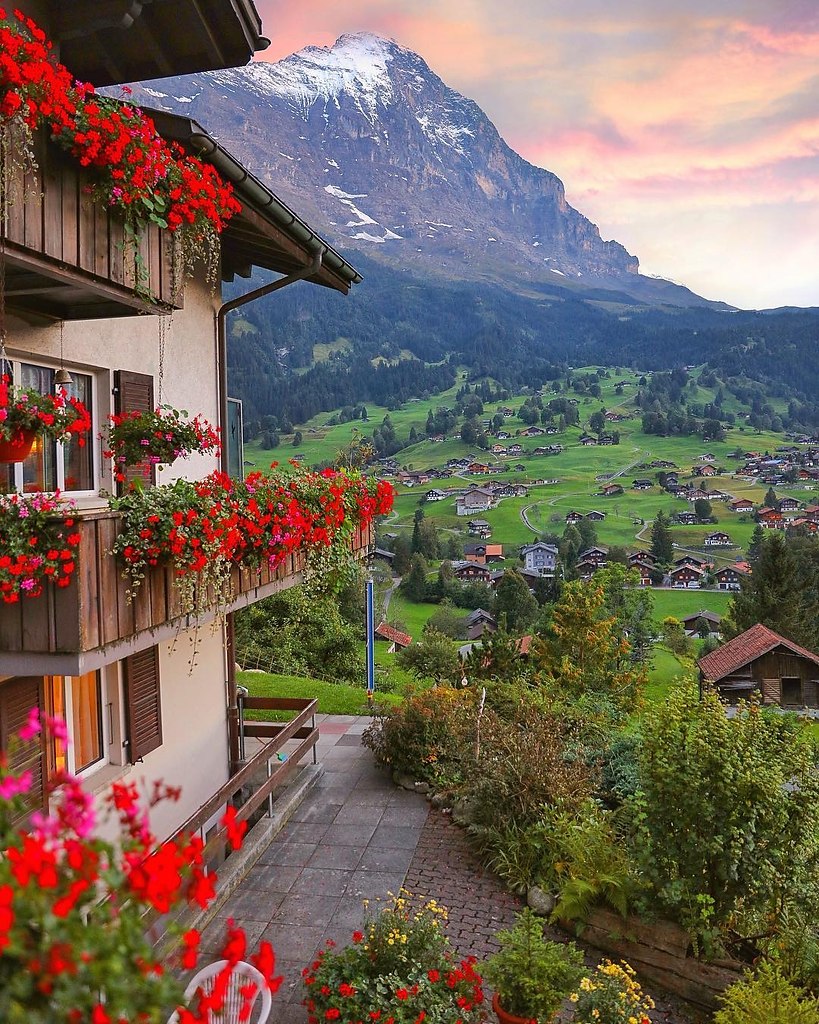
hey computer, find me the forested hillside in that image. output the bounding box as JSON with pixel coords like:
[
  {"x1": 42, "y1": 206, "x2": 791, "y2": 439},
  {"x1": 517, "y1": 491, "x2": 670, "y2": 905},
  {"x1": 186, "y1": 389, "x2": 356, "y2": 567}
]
[{"x1": 227, "y1": 255, "x2": 819, "y2": 433}]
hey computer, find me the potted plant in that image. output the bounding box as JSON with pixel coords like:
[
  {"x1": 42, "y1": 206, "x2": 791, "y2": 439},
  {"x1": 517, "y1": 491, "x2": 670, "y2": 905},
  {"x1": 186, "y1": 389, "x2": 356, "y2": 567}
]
[
  {"x1": 570, "y1": 959, "x2": 655, "y2": 1024},
  {"x1": 104, "y1": 405, "x2": 221, "y2": 478},
  {"x1": 302, "y1": 890, "x2": 485, "y2": 1024},
  {"x1": 483, "y1": 909, "x2": 584, "y2": 1024},
  {"x1": 0, "y1": 375, "x2": 92, "y2": 462}
]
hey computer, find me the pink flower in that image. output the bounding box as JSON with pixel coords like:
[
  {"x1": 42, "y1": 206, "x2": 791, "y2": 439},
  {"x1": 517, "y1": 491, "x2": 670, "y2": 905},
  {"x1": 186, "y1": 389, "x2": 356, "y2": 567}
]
[
  {"x1": 18, "y1": 706, "x2": 41, "y2": 740},
  {"x1": 0, "y1": 771, "x2": 32, "y2": 800}
]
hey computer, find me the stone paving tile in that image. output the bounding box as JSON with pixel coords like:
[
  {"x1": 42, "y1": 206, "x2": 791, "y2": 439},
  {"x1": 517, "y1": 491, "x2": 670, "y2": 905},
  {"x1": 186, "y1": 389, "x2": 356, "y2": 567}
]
[
  {"x1": 272, "y1": 893, "x2": 342, "y2": 930},
  {"x1": 289, "y1": 867, "x2": 353, "y2": 897},
  {"x1": 369, "y1": 824, "x2": 425, "y2": 849},
  {"x1": 276, "y1": 821, "x2": 331, "y2": 844},
  {"x1": 244, "y1": 863, "x2": 304, "y2": 893},
  {"x1": 258, "y1": 842, "x2": 317, "y2": 868},
  {"x1": 333, "y1": 803, "x2": 384, "y2": 825},
  {"x1": 356, "y1": 845, "x2": 415, "y2": 874},
  {"x1": 261, "y1": 922, "x2": 327, "y2": 963},
  {"x1": 307, "y1": 843, "x2": 365, "y2": 870},
  {"x1": 217, "y1": 886, "x2": 287, "y2": 923},
  {"x1": 344, "y1": 869, "x2": 407, "y2": 901},
  {"x1": 323, "y1": 822, "x2": 377, "y2": 846}
]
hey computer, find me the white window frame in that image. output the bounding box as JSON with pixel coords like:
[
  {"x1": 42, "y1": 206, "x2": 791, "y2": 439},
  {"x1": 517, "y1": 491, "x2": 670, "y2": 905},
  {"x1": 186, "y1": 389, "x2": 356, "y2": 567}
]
[{"x1": 2, "y1": 356, "x2": 100, "y2": 497}]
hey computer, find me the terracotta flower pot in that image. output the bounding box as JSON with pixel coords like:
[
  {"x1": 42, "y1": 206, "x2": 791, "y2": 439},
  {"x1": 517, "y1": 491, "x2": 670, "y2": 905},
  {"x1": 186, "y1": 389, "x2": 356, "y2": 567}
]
[
  {"x1": 0, "y1": 428, "x2": 37, "y2": 463},
  {"x1": 492, "y1": 990, "x2": 555, "y2": 1024}
]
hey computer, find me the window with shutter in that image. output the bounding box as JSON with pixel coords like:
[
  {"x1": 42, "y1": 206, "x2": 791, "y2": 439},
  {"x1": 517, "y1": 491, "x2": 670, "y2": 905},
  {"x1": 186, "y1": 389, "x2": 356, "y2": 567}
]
[
  {"x1": 0, "y1": 676, "x2": 47, "y2": 820},
  {"x1": 114, "y1": 369, "x2": 155, "y2": 493},
  {"x1": 123, "y1": 646, "x2": 162, "y2": 763}
]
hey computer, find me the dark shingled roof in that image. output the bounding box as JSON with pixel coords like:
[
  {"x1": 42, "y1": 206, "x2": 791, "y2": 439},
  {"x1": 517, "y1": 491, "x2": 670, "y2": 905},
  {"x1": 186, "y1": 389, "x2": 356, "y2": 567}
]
[{"x1": 698, "y1": 623, "x2": 819, "y2": 682}]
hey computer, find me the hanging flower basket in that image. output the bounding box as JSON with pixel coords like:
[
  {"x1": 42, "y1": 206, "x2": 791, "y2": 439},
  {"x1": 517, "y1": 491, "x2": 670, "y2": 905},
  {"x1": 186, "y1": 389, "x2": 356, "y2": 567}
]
[
  {"x1": 0, "y1": 375, "x2": 92, "y2": 454},
  {"x1": 0, "y1": 426, "x2": 36, "y2": 462},
  {"x1": 103, "y1": 406, "x2": 221, "y2": 480}
]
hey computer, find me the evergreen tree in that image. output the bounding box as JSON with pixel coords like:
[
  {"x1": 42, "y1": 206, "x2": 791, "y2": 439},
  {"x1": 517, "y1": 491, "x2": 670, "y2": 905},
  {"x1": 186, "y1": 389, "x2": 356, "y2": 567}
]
[
  {"x1": 747, "y1": 524, "x2": 767, "y2": 566},
  {"x1": 764, "y1": 486, "x2": 778, "y2": 508},
  {"x1": 576, "y1": 518, "x2": 598, "y2": 551},
  {"x1": 726, "y1": 532, "x2": 806, "y2": 644},
  {"x1": 391, "y1": 535, "x2": 412, "y2": 576},
  {"x1": 493, "y1": 570, "x2": 538, "y2": 632},
  {"x1": 650, "y1": 511, "x2": 674, "y2": 565},
  {"x1": 401, "y1": 553, "x2": 429, "y2": 602}
]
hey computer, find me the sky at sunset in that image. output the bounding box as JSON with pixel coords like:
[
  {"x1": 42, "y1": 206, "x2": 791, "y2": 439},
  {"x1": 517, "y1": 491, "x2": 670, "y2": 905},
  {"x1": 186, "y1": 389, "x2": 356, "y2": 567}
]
[{"x1": 253, "y1": 2, "x2": 819, "y2": 310}]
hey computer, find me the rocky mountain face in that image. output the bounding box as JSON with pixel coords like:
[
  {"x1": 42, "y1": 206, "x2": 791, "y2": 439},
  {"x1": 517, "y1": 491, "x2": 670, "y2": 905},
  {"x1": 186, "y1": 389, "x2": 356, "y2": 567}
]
[{"x1": 124, "y1": 33, "x2": 718, "y2": 306}]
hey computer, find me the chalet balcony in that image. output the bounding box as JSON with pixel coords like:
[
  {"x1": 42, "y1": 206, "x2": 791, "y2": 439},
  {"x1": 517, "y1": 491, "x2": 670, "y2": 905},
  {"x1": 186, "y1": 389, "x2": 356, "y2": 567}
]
[
  {"x1": 3, "y1": 129, "x2": 177, "y2": 323},
  {"x1": 0, "y1": 510, "x2": 373, "y2": 674}
]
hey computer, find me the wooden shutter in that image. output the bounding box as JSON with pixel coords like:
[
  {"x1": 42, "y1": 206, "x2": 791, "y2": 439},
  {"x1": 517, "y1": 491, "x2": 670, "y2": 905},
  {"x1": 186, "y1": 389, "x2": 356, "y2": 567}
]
[
  {"x1": 123, "y1": 647, "x2": 162, "y2": 762},
  {"x1": 114, "y1": 369, "x2": 155, "y2": 493},
  {"x1": 0, "y1": 676, "x2": 47, "y2": 820}
]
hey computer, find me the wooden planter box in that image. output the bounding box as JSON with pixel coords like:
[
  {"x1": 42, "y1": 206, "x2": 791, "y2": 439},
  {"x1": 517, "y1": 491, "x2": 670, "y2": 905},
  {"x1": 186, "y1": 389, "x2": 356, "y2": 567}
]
[
  {"x1": 574, "y1": 907, "x2": 744, "y2": 1011},
  {"x1": 0, "y1": 513, "x2": 372, "y2": 666}
]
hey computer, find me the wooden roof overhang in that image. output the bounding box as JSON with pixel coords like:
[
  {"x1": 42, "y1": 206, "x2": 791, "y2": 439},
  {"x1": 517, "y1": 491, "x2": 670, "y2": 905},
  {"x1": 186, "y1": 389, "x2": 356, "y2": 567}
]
[
  {"x1": 51, "y1": 0, "x2": 269, "y2": 87},
  {"x1": 149, "y1": 110, "x2": 362, "y2": 292}
]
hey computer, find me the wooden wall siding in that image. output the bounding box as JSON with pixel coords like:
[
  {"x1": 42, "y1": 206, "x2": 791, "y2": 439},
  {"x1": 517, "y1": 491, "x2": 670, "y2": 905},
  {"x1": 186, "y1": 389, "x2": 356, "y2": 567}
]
[
  {"x1": 3, "y1": 130, "x2": 176, "y2": 308},
  {"x1": 0, "y1": 515, "x2": 372, "y2": 657}
]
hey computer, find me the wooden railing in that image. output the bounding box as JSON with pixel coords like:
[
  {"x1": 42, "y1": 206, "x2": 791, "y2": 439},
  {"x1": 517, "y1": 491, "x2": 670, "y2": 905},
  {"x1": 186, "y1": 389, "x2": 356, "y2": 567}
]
[
  {"x1": 0, "y1": 512, "x2": 373, "y2": 659},
  {"x1": 3, "y1": 128, "x2": 177, "y2": 317},
  {"x1": 174, "y1": 697, "x2": 319, "y2": 865}
]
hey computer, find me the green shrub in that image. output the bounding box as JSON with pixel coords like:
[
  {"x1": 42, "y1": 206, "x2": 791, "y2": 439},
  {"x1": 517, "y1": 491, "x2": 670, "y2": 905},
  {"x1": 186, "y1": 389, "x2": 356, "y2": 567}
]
[
  {"x1": 463, "y1": 698, "x2": 593, "y2": 832},
  {"x1": 362, "y1": 686, "x2": 476, "y2": 786},
  {"x1": 633, "y1": 688, "x2": 819, "y2": 949},
  {"x1": 713, "y1": 962, "x2": 819, "y2": 1024}
]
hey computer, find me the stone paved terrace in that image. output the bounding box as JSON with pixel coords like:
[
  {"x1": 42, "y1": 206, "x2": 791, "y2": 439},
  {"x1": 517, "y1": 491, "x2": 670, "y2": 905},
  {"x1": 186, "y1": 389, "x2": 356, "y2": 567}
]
[{"x1": 198, "y1": 715, "x2": 699, "y2": 1024}]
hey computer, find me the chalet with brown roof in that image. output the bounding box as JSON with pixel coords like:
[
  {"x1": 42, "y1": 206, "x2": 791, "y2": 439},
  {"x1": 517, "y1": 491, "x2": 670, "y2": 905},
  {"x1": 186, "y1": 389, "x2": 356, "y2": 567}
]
[
  {"x1": 713, "y1": 565, "x2": 749, "y2": 591},
  {"x1": 729, "y1": 498, "x2": 754, "y2": 514},
  {"x1": 374, "y1": 623, "x2": 413, "y2": 652},
  {"x1": 704, "y1": 531, "x2": 732, "y2": 547},
  {"x1": 464, "y1": 543, "x2": 504, "y2": 565},
  {"x1": 682, "y1": 611, "x2": 722, "y2": 637},
  {"x1": 464, "y1": 608, "x2": 497, "y2": 641},
  {"x1": 452, "y1": 562, "x2": 493, "y2": 583},
  {"x1": 565, "y1": 511, "x2": 584, "y2": 525},
  {"x1": 699, "y1": 624, "x2": 819, "y2": 709},
  {"x1": 756, "y1": 507, "x2": 785, "y2": 529},
  {"x1": 669, "y1": 564, "x2": 705, "y2": 588},
  {"x1": 600, "y1": 483, "x2": 624, "y2": 497},
  {"x1": 586, "y1": 510, "x2": 607, "y2": 521},
  {"x1": 778, "y1": 497, "x2": 801, "y2": 513}
]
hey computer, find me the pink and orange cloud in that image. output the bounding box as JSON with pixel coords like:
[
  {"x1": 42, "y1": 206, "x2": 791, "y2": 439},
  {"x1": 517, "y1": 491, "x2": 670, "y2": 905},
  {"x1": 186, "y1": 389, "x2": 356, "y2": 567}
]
[{"x1": 253, "y1": 1, "x2": 819, "y2": 308}]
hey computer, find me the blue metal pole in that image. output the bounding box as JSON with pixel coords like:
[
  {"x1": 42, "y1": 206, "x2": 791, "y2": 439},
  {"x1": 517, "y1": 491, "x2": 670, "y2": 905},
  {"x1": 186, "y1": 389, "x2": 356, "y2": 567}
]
[{"x1": 365, "y1": 578, "x2": 375, "y2": 699}]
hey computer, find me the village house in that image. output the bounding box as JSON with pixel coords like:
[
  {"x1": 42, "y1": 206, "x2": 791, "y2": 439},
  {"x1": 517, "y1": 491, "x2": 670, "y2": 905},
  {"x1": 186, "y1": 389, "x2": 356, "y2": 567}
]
[
  {"x1": 456, "y1": 487, "x2": 495, "y2": 516},
  {"x1": 586, "y1": 510, "x2": 607, "y2": 521},
  {"x1": 451, "y1": 562, "x2": 494, "y2": 584},
  {"x1": 464, "y1": 608, "x2": 497, "y2": 641},
  {"x1": 578, "y1": 546, "x2": 609, "y2": 567},
  {"x1": 600, "y1": 482, "x2": 624, "y2": 497},
  {"x1": 629, "y1": 550, "x2": 658, "y2": 566},
  {"x1": 520, "y1": 542, "x2": 558, "y2": 576},
  {"x1": 490, "y1": 444, "x2": 508, "y2": 455},
  {"x1": 565, "y1": 511, "x2": 584, "y2": 525},
  {"x1": 424, "y1": 488, "x2": 448, "y2": 502},
  {"x1": 467, "y1": 461, "x2": 490, "y2": 475},
  {"x1": 631, "y1": 561, "x2": 654, "y2": 587},
  {"x1": 778, "y1": 496, "x2": 801, "y2": 513},
  {"x1": 756, "y1": 507, "x2": 785, "y2": 529},
  {"x1": 704, "y1": 531, "x2": 732, "y2": 547},
  {"x1": 674, "y1": 511, "x2": 698, "y2": 525},
  {"x1": 467, "y1": 518, "x2": 492, "y2": 538},
  {"x1": 0, "y1": 0, "x2": 365, "y2": 842},
  {"x1": 520, "y1": 425, "x2": 545, "y2": 437},
  {"x1": 712, "y1": 565, "x2": 750, "y2": 591},
  {"x1": 668, "y1": 564, "x2": 706, "y2": 589},
  {"x1": 682, "y1": 611, "x2": 722, "y2": 638},
  {"x1": 699, "y1": 623, "x2": 819, "y2": 709},
  {"x1": 464, "y1": 543, "x2": 504, "y2": 566},
  {"x1": 729, "y1": 498, "x2": 754, "y2": 514},
  {"x1": 579, "y1": 434, "x2": 598, "y2": 446},
  {"x1": 632, "y1": 478, "x2": 653, "y2": 490}
]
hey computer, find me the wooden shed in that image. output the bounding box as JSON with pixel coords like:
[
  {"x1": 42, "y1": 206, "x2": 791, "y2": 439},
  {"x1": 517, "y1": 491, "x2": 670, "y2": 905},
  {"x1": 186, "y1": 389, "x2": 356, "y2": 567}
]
[{"x1": 698, "y1": 623, "x2": 819, "y2": 708}]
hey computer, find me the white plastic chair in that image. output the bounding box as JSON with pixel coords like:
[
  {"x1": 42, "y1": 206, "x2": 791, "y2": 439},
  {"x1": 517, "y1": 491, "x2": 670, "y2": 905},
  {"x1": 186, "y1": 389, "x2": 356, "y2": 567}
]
[{"x1": 167, "y1": 959, "x2": 273, "y2": 1024}]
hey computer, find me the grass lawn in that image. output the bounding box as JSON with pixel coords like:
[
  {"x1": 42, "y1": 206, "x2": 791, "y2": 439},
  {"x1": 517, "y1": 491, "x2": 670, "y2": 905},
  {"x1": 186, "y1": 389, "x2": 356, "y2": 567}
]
[
  {"x1": 650, "y1": 588, "x2": 732, "y2": 626},
  {"x1": 644, "y1": 646, "x2": 697, "y2": 704},
  {"x1": 238, "y1": 670, "x2": 403, "y2": 717}
]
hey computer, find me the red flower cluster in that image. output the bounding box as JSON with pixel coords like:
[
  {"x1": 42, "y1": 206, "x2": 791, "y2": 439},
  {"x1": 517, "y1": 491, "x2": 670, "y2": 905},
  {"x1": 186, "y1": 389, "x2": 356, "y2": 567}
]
[
  {"x1": 0, "y1": 374, "x2": 92, "y2": 446},
  {"x1": 0, "y1": 712, "x2": 282, "y2": 1021},
  {"x1": 112, "y1": 466, "x2": 394, "y2": 591},
  {"x1": 0, "y1": 491, "x2": 80, "y2": 602},
  {"x1": 0, "y1": 9, "x2": 241, "y2": 238}
]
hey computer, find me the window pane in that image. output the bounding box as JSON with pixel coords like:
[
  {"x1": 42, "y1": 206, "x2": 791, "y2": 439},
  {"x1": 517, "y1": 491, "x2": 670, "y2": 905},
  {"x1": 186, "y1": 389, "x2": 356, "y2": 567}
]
[
  {"x1": 46, "y1": 675, "x2": 68, "y2": 775},
  {"x1": 61, "y1": 373, "x2": 93, "y2": 491},
  {"x1": 71, "y1": 672, "x2": 103, "y2": 772},
  {"x1": 20, "y1": 364, "x2": 57, "y2": 493}
]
